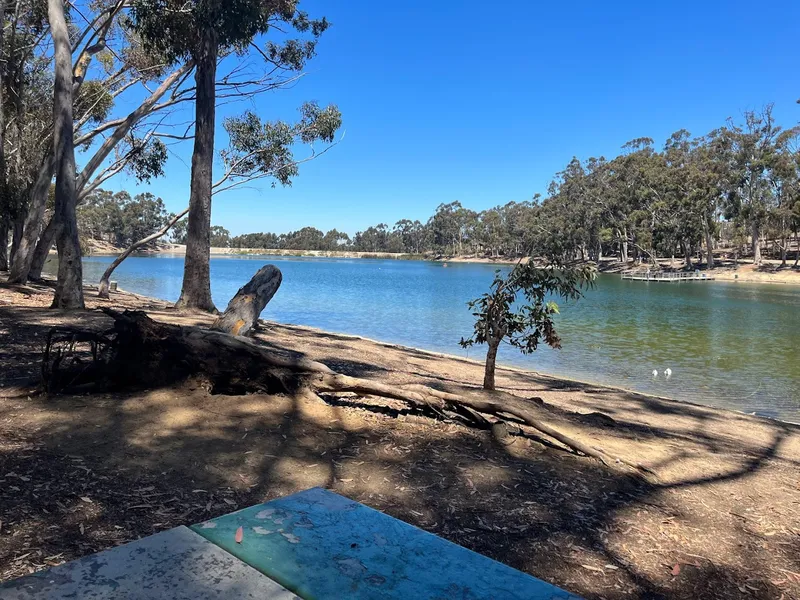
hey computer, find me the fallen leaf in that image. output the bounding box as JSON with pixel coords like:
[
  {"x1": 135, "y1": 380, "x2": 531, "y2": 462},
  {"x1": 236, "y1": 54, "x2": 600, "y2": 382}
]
[
  {"x1": 672, "y1": 564, "x2": 681, "y2": 576},
  {"x1": 80, "y1": 497, "x2": 92, "y2": 503},
  {"x1": 235, "y1": 526, "x2": 243, "y2": 543}
]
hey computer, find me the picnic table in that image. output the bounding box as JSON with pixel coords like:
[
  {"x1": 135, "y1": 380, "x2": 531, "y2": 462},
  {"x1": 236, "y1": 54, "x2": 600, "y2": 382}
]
[{"x1": 1, "y1": 487, "x2": 580, "y2": 599}]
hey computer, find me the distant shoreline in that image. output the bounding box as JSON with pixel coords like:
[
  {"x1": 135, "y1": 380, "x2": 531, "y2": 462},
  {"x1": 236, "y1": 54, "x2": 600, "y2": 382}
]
[{"x1": 81, "y1": 241, "x2": 800, "y2": 285}]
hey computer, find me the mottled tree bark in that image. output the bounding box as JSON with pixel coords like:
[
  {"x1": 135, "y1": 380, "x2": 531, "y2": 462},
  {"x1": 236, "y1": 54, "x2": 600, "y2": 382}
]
[
  {"x1": 752, "y1": 221, "x2": 761, "y2": 266},
  {"x1": 0, "y1": 0, "x2": 7, "y2": 272},
  {"x1": 8, "y1": 153, "x2": 55, "y2": 283},
  {"x1": 10, "y1": 211, "x2": 24, "y2": 264},
  {"x1": 29, "y1": 217, "x2": 57, "y2": 280},
  {"x1": 704, "y1": 217, "x2": 714, "y2": 269},
  {"x1": 177, "y1": 28, "x2": 218, "y2": 312},
  {"x1": 483, "y1": 338, "x2": 499, "y2": 391},
  {"x1": 0, "y1": 221, "x2": 8, "y2": 271},
  {"x1": 48, "y1": 0, "x2": 83, "y2": 309}
]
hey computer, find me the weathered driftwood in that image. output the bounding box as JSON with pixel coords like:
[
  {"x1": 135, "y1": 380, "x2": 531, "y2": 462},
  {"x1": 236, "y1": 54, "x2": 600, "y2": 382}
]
[
  {"x1": 211, "y1": 265, "x2": 282, "y2": 336},
  {"x1": 47, "y1": 309, "x2": 654, "y2": 479}
]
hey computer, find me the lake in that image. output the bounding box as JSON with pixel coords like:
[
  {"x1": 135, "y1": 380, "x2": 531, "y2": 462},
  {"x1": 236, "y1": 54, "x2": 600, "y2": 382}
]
[{"x1": 47, "y1": 255, "x2": 800, "y2": 423}]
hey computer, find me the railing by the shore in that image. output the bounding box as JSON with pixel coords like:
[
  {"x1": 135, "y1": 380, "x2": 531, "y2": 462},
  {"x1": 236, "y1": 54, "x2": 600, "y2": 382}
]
[{"x1": 621, "y1": 270, "x2": 715, "y2": 282}]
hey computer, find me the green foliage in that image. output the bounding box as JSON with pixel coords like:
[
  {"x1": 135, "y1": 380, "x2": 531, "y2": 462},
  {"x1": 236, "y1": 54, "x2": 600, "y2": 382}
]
[
  {"x1": 74, "y1": 80, "x2": 115, "y2": 125},
  {"x1": 78, "y1": 189, "x2": 169, "y2": 248},
  {"x1": 126, "y1": 137, "x2": 168, "y2": 183},
  {"x1": 460, "y1": 262, "x2": 596, "y2": 356},
  {"x1": 170, "y1": 217, "x2": 188, "y2": 244},
  {"x1": 210, "y1": 225, "x2": 231, "y2": 247},
  {"x1": 220, "y1": 102, "x2": 342, "y2": 188},
  {"x1": 129, "y1": 0, "x2": 328, "y2": 66}
]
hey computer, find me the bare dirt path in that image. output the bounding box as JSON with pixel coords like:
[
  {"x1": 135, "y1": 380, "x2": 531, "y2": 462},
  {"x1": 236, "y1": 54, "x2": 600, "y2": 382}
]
[{"x1": 1, "y1": 275, "x2": 798, "y2": 599}]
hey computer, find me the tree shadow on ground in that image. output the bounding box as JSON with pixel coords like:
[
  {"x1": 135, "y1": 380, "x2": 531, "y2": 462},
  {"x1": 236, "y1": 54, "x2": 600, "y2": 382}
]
[
  {"x1": 1, "y1": 302, "x2": 799, "y2": 599},
  {"x1": 2, "y1": 379, "x2": 798, "y2": 600}
]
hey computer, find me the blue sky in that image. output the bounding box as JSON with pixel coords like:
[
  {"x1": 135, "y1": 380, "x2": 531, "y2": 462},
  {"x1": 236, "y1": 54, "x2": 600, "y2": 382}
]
[{"x1": 94, "y1": 0, "x2": 800, "y2": 236}]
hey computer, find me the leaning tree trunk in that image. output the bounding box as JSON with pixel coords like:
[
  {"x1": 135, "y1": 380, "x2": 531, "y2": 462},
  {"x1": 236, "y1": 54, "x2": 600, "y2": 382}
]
[
  {"x1": 7, "y1": 155, "x2": 55, "y2": 283},
  {"x1": 44, "y1": 308, "x2": 654, "y2": 479},
  {"x1": 29, "y1": 216, "x2": 56, "y2": 280},
  {"x1": 176, "y1": 28, "x2": 217, "y2": 312},
  {"x1": 98, "y1": 208, "x2": 189, "y2": 298},
  {"x1": 211, "y1": 264, "x2": 282, "y2": 336},
  {"x1": 48, "y1": 0, "x2": 83, "y2": 309}
]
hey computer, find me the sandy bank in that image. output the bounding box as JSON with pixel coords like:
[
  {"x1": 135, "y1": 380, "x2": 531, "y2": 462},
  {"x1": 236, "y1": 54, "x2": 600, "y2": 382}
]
[{"x1": 1, "y1": 273, "x2": 798, "y2": 599}]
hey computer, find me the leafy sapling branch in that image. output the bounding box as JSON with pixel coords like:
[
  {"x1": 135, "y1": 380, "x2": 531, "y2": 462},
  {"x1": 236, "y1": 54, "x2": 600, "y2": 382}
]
[{"x1": 460, "y1": 262, "x2": 596, "y2": 390}]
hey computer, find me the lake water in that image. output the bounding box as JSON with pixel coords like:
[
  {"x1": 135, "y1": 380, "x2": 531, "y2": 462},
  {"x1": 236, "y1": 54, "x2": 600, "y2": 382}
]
[{"x1": 46, "y1": 255, "x2": 800, "y2": 423}]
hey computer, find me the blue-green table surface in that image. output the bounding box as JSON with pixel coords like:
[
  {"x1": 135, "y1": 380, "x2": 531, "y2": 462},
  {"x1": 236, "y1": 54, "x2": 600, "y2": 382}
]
[{"x1": 191, "y1": 487, "x2": 580, "y2": 600}]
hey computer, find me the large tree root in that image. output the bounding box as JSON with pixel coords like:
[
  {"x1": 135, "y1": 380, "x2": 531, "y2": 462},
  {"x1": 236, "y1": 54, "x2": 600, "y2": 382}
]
[{"x1": 44, "y1": 309, "x2": 655, "y2": 479}]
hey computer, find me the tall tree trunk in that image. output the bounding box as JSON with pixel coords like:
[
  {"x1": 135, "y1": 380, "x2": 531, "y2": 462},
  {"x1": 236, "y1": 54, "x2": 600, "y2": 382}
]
[
  {"x1": 704, "y1": 217, "x2": 714, "y2": 269},
  {"x1": 483, "y1": 338, "x2": 499, "y2": 391},
  {"x1": 0, "y1": 221, "x2": 8, "y2": 271},
  {"x1": 683, "y1": 239, "x2": 692, "y2": 269},
  {"x1": 0, "y1": 0, "x2": 7, "y2": 272},
  {"x1": 10, "y1": 210, "x2": 24, "y2": 264},
  {"x1": 48, "y1": 0, "x2": 83, "y2": 309},
  {"x1": 794, "y1": 232, "x2": 799, "y2": 268},
  {"x1": 176, "y1": 29, "x2": 217, "y2": 312},
  {"x1": 29, "y1": 217, "x2": 57, "y2": 280},
  {"x1": 620, "y1": 227, "x2": 628, "y2": 263},
  {"x1": 752, "y1": 221, "x2": 761, "y2": 266},
  {"x1": 8, "y1": 156, "x2": 55, "y2": 283}
]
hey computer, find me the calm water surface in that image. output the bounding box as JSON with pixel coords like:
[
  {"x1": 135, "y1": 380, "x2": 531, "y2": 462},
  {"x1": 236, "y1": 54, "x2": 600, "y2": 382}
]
[{"x1": 47, "y1": 255, "x2": 800, "y2": 422}]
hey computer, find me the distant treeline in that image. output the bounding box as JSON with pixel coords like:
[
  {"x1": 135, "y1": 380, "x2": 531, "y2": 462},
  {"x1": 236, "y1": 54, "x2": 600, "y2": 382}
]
[
  {"x1": 229, "y1": 106, "x2": 800, "y2": 266},
  {"x1": 81, "y1": 105, "x2": 800, "y2": 268}
]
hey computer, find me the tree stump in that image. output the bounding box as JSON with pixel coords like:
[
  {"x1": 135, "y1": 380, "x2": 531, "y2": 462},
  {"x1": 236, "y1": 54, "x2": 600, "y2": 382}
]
[{"x1": 211, "y1": 265, "x2": 282, "y2": 336}]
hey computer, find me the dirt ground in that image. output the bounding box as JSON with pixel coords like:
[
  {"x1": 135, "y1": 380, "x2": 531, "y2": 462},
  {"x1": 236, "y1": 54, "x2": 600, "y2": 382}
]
[{"x1": 1, "y1": 276, "x2": 799, "y2": 599}]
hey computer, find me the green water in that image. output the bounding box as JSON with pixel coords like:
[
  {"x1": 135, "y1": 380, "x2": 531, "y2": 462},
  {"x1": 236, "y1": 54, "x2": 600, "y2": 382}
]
[{"x1": 49, "y1": 255, "x2": 800, "y2": 423}]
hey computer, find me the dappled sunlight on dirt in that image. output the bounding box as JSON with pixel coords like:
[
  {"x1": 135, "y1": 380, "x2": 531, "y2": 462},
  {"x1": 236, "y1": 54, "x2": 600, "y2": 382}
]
[{"x1": 1, "y1": 281, "x2": 799, "y2": 599}]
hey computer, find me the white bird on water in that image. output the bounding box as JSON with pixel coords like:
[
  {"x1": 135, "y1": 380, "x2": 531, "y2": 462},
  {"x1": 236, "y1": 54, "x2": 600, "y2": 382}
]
[
  {"x1": 665, "y1": 368, "x2": 672, "y2": 378},
  {"x1": 652, "y1": 369, "x2": 658, "y2": 378}
]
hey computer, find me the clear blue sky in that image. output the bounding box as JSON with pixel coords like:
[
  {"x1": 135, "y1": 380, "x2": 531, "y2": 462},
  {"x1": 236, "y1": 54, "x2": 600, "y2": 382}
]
[{"x1": 96, "y1": 0, "x2": 800, "y2": 236}]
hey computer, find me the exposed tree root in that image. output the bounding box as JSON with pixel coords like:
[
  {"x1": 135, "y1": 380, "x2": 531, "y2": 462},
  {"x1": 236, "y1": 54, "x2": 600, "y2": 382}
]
[{"x1": 42, "y1": 309, "x2": 656, "y2": 479}]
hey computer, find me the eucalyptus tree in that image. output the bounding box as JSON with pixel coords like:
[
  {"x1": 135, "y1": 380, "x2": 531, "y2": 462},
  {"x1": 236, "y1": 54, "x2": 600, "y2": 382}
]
[
  {"x1": 130, "y1": 0, "x2": 330, "y2": 311},
  {"x1": 47, "y1": 0, "x2": 84, "y2": 307},
  {"x1": 768, "y1": 127, "x2": 800, "y2": 265},
  {"x1": 96, "y1": 102, "x2": 341, "y2": 297},
  {"x1": 720, "y1": 106, "x2": 783, "y2": 266},
  {"x1": 8, "y1": 0, "x2": 196, "y2": 285}
]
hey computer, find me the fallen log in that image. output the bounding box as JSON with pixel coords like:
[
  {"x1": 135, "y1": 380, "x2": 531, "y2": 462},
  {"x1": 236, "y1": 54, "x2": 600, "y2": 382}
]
[
  {"x1": 211, "y1": 264, "x2": 282, "y2": 336},
  {"x1": 45, "y1": 309, "x2": 654, "y2": 479}
]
